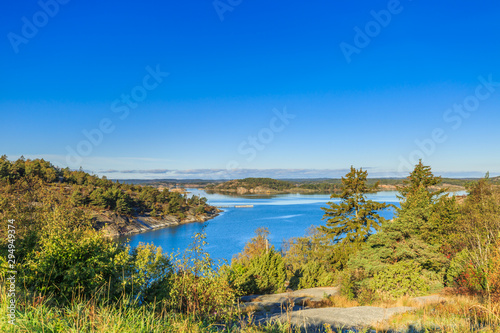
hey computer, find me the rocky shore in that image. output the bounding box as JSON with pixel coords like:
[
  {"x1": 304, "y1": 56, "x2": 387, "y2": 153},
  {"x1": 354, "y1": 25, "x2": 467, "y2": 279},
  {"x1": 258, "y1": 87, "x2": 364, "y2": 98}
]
[
  {"x1": 92, "y1": 209, "x2": 220, "y2": 238},
  {"x1": 206, "y1": 183, "x2": 465, "y2": 196}
]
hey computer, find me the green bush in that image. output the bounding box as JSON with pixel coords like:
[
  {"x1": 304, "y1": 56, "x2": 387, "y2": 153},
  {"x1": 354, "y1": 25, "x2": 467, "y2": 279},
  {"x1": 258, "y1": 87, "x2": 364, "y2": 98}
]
[
  {"x1": 122, "y1": 243, "x2": 173, "y2": 304},
  {"x1": 339, "y1": 269, "x2": 360, "y2": 300},
  {"x1": 224, "y1": 262, "x2": 257, "y2": 296},
  {"x1": 293, "y1": 261, "x2": 335, "y2": 290},
  {"x1": 229, "y1": 249, "x2": 287, "y2": 295},
  {"x1": 370, "y1": 261, "x2": 429, "y2": 300},
  {"x1": 248, "y1": 249, "x2": 287, "y2": 294},
  {"x1": 168, "y1": 232, "x2": 236, "y2": 322},
  {"x1": 446, "y1": 249, "x2": 469, "y2": 287},
  {"x1": 21, "y1": 202, "x2": 172, "y2": 305},
  {"x1": 24, "y1": 223, "x2": 124, "y2": 303}
]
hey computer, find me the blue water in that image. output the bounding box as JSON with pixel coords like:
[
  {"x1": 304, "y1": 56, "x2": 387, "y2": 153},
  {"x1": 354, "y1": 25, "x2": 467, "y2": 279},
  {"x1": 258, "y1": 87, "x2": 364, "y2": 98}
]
[{"x1": 121, "y1": 190, "x2": 402, "y2": 262}]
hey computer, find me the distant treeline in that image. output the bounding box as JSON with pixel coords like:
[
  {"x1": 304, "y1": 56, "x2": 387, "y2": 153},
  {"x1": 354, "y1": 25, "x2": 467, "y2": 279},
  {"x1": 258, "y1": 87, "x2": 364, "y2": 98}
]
[
  {"x1": 204, "y1": 177, "x2": 341, "y2": 193},
  {"x1": 203, "y1": 176, "x2": 499, "y2": 194}
]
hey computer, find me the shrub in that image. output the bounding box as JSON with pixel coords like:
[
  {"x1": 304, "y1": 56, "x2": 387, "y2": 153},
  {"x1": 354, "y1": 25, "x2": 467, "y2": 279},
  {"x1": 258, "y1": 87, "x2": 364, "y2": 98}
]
[
  {"x1": 446, "y1": 249, "x2": 469, "y2": 287},
  {"x1": 294, "y1": 261, "x2": 335, "y2": 290},
  {"x1": 168, "y1": 232, "x2": 236, "y2": 322},
  {"x1": 339, "y1": 269, "x2": 361, "y2": 300},
  {"x1": 223, "y1": 262, "x2": 257, "y2": 296},
  {"x1": 370, "y1": 261, "x2": 429, "y2": 300},
  {"x1": 122, "y1": 243, "x2": 173, "y2": 304},
  {"x1": 248, "y1": 249, "x2": 287, "y2": 294},
  {"x1": 489, "y1": 242, "x2": 500, "y2": 301},
  {"x1": 24, "y1": 223, "x2": 124, "y2": 303},
  {"x1": 228, "y1": 249, "x2": 287, "y2": 295}
]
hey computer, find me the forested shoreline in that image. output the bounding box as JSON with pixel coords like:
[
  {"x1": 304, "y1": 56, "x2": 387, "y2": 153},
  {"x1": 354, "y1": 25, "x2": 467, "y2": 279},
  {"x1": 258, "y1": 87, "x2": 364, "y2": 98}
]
[
  {"x1": 202, "y1": 176, "x2": 494, "y2": 195},
  {"x1": 0, "y1": 156, "x2": 219, "y2": 237}
]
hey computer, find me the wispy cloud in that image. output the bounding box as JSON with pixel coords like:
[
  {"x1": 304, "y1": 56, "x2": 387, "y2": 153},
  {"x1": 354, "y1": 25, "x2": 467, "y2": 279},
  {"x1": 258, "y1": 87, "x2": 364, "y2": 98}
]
[
  {"x1": 5, "y1": 155, "x2": 495, "y2": 179},
  {"x1": 102, "y1": 169, "x2": 171, "y2": 174},
  {"x1": 98, "y1": 168, "x2": 496, "y2": 180},
  {"x1": 99, "y1": 168, "x2": 364, "y2": 179}
]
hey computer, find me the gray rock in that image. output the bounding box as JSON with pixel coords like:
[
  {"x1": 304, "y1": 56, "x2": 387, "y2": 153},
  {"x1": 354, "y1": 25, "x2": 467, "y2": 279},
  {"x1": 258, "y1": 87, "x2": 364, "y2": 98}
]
[
  {"x1": 239, "y1": 287, "x2": 450, "y2": 331},
  {"x1": 240, "y1": 287, "x2": 339, "y2": 304},
  {"x1": 267, "y1": 306, "x2": 415, "y2": 331}
]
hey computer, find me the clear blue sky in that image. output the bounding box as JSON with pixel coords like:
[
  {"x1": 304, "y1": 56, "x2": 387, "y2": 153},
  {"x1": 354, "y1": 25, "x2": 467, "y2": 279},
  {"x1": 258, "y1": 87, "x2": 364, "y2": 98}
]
[{"x1": 1, "y1": 0, "x2": 499, "y2": 179}]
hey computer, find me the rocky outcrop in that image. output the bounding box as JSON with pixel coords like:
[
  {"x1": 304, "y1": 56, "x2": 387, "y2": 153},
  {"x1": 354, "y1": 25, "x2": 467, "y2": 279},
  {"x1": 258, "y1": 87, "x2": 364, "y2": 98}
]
[
  {"x1": 92, "y1": 209, "x2": 220, "y2": 238},
  {"x1": 268, "y1": 306, "x2": 414, "y2": 331},
  {"x1": 240, "y1": 287, "x2": 447, "y2": 332}
]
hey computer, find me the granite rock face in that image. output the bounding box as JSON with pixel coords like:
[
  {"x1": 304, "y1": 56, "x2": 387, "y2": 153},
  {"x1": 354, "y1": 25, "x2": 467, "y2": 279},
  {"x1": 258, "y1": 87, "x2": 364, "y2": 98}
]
[
  {"x1": 240, "y1": 287, "x2": 447, "y2": 332},
  {"x1": 267, "y1": 306, "x2": 414, "y2": 331},
  {"x1": 92, "y1": 209, "x2": 219, "y2": 237}
]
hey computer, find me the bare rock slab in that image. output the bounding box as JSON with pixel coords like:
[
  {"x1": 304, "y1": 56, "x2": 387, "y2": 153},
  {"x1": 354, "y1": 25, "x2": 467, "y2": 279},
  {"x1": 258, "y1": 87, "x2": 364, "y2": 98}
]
[{"x1": 268, "y1": 306, "x2": 415, "y2": 331}]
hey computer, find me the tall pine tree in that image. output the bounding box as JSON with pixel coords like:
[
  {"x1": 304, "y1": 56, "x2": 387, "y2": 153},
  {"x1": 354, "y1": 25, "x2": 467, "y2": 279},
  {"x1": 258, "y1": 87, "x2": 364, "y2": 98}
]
[
  {"x1": 397, "y1": 159, "x2": 444, "y2": 201},
  {"x1": 320, "y1": 166, "x2": 391, "y2": 245}
]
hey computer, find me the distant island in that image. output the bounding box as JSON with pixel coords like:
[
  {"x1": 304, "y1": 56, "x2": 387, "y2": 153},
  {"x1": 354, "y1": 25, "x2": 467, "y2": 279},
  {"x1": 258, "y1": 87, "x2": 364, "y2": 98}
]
[
  {"x1": 120, "y1": 177, "x2": 500, "y2": 195},
  {"x1": 199, "y1": 177, "x2": 486, "y2": 195}
]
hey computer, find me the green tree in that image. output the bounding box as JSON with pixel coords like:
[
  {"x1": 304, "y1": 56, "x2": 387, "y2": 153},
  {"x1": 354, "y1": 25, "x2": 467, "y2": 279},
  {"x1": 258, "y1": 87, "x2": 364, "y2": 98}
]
[
  {"x1": 395, "y1": 160, "x2": 456, "y2": 246},
  {"x1": 0, "y1": 155, "x2": 11, "y2": 180},
  {"x1": 320, "y1": 166, "x2": 391, "y2": 245},
  {"x1": 70, "y1": 187, "x2": 87, "y2": 207},
  {"x1": 89, "y1": 188, "x2": 108, "y2": 208},
  {"x1": 346, "y1": 162, "x2": 451, "y2": 298},
  {"x1": 116, "y1": 197, "x2": 133, "y2": 214},
  {"x1": 398, "y1": 159, "x2": 444, "y2": 201}
]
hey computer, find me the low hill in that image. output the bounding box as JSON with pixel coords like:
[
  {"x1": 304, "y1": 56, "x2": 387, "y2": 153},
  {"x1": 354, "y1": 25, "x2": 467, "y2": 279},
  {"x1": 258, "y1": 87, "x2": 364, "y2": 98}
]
[
  {"x1": 0, "y1": 156, "x2": 219, "y2": 236},
  {"x1": 204, "y1": 176, "x2": 471, "y2": 194},
  {"x1": 205, "y1": 177, "x2": 341, "y2": 194}
]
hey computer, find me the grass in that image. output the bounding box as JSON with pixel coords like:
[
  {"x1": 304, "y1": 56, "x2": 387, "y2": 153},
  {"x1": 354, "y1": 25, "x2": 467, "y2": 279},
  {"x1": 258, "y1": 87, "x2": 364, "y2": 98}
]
[
  {"x1": 241, "y1": 292, "x2": 500, "y2": 332},
  {"x1": 305, "y1": 294, "x2": 360, "y2": 309},
  {"x1": 2, "y1": 283, "x2": 500, "y2": 332},
  {"x1": 0, "y1": 286, "x2": 301, "y2": 333},
  {"x1": 373, "y1": 295, "x2": 500, "y2": 332}
]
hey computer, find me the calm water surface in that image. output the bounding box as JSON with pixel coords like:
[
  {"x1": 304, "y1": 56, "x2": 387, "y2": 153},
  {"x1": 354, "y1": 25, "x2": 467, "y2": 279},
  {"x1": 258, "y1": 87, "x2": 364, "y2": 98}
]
[{"x1": 121, "y1": 190, "x2": 403, "y2": 262}]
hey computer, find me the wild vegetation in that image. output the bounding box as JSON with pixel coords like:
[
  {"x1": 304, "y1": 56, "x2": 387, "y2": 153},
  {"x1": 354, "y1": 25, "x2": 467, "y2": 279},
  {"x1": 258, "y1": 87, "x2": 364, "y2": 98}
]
[
  {"x1": 205, "y1": 178, "x2": 299, "y2": 192},
  {"x1": 0, "y1": 156, "x2": 215, "y2": 226},
  {"x1": 1, "y1": 156, "x2": 500, "y2": 331},
  {"x1": 222, "y1": 162, "x2": 500, "y2": 330}
]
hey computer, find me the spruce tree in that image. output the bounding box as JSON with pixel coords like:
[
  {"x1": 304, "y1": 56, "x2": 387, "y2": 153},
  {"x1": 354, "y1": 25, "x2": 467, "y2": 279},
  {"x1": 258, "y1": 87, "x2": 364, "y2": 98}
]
[
  {"x1": 347, "y1": 162, "x2": 452, "y2": 291},
  {"x1": 320, "y1": 166, "x2": 391, "y2": 245},
  {"x1": 394, "y1": 160, "x2": 453, "y2": 242},
  {"x1": 398, "y1": 159, "x2": 444, "y2": 201}
]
